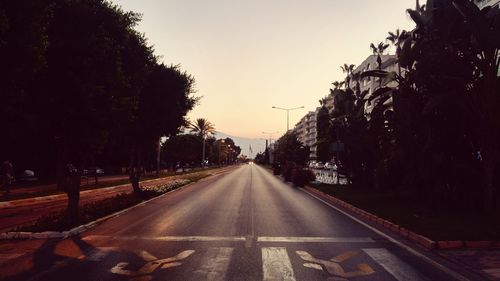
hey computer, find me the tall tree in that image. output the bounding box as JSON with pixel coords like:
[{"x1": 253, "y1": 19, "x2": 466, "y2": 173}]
[
  {"x1": 189, "y1": 118, "x2": 216, "y2": 166},
  {"x1": 316, "y1": 106, "x2": 332, "y2": 162},
  {"x1": 340, "y1": 64, "x2": 356, "y2": 88},
  {"x1": 127, "y1": 63, "x2": 197, "y2": 194}
]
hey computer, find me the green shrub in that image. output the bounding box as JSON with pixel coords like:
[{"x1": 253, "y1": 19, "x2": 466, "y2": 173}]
[
  {"x1": 282, "y1": 162, "x2": 295, "y2": 182},
  {"x1": 292, "y1": 167, "x2": 315, "y2": 187}
]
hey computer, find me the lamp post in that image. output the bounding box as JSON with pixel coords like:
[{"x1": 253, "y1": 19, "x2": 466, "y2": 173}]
[
  {"x1": 272, "y1": 106, "x2": 305, "y2": 131},
  {"x1": 218, "y1": 139, "x2": 225, "y2": 165}
]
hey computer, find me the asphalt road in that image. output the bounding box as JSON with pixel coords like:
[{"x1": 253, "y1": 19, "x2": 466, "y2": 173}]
[{"x1": 6, "y1": 164, "x2": 483, "y2": 281}]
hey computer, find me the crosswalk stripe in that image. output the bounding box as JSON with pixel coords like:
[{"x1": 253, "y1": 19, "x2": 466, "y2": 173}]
[
  {"x1": 193, "y1": 247, "x2": 233, "y2": 281},
  {"x1": 258, "y1": 237, "x2": 374, "y2": 243},
  {"x1": 262, "y1": 247, "x2": 296, "y2": 281},
  {"x1": 363, "y1": 248, "x2": 424, "y2": 281}
]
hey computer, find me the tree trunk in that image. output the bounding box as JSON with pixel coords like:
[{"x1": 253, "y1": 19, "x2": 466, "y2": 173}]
[
  {"x1": 482, "y1": 148, "x2": 498, "y2": 213},
  {"x1": 67, "y1": 171, "x2": 80, "y2": 226},
  {"x1": 129, "y1": 145, "x2": 143, "y2": 195},
  {"x1": 156, "y1": 137, "x2": 161, "y2": 177}
]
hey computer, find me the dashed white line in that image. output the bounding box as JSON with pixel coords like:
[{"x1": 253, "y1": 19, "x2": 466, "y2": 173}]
[
  {"x1": 258, "y1": 237, "x2": 374, "y2": 243},
  {"x1": 363, "y1": 248, "x2": 424, "y2": 281},
  {"x1": 193, "y1": 247, "x2": 233, "y2": 281},
  {"x1": 84, "y1": 235, "x2": 246, "y2": 242},
  {"x1": 262, "y1": 247, "x2": 296, "y2": 281}
]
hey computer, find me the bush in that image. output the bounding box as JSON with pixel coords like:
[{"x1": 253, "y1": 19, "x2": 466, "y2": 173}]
[
  {"x1": 292, "y1": 167, "x2": 315, "y2": 187},
  {"x1": 282, "y1": 162, "x2": 295, "y2": 182},
  {"x1": 272, "y1": 162, "x2": 281, "y2": 175}
]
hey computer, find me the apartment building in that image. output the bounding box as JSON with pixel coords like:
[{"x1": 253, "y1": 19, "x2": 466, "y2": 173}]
[
  {"x1": 294, "y1": 110, "x2": 319, "y2": 160},
  {"x1": 349, "y1": 54, "x2": 398, "y2": 117}
]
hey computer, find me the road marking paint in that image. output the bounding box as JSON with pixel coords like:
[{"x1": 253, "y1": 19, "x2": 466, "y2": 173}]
[
  {"x1": 303, "y1": 263, "x2": 323, "y2": 271},
  {"x1": 296, "y1": 250, "x2": 374, "y2": 279},
  {"x1": 262, "y1": 247, "x2": 296, "y2": 281},
  {"x1": 363, "y1": 248, "x2": 423, "y2": 281},
  {"x1": 85, "y1": 235, "x2": 246, "y2": 242},
  {"x1": 193, "y1": 247, "x2": 233, "y2": 281},
  {"x1": 258, "y1": 237, "x2": 374, "y2": 243},
  {"x1": 110, "y1": 249, "x2": 195, "y2": 280},
  {"x1": 301, "y1": 188, "x2": 471, "y2": 281}
]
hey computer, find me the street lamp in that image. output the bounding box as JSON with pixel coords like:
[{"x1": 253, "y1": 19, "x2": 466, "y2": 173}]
[
  {"x1": 218, "y1": 139, "x2": 225, "y2": 165},
  {"x1": 272, "y1": 106, "x2": 305, "y2": 131}
]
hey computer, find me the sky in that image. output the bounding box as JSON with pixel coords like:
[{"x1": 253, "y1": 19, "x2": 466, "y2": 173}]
[{"x1": 111, "y1": 0, "x2": 416, "y2": 139}]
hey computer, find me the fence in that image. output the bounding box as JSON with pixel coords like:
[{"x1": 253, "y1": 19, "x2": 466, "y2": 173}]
[{"x1": 310, "y1": 168, "x2": 348, "y2": 185}]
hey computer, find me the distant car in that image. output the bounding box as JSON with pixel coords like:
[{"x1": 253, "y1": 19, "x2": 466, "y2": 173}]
[
  {"x1": 308, "y1": 161, "x2": 317, "y2": 168},
  {"x1": 82, "y1": 168, "x2": 104, "y2": 175},
  {"x1": 314, "y1": 162, "x2": 324, "y2": 169},
  {"x1": 16, "y1": 170, "x2": 36, "y2": 181}
]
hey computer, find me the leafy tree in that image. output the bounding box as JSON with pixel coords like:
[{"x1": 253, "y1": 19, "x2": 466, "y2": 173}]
[
  {"x1": 274, "y1": 132, "x2": 310, "y2": 166},
  {"x1": 127, "y1": 63, "x2": 197, "y2": 194},
  {"x1": 162, "y1": 134, "x2": 202, "y2": 168},
  {"x1": 316, "y1": 105, "x2": 332, "y2": 162}
]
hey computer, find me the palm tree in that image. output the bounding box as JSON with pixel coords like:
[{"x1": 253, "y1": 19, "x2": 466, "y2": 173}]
[
  {"x1": 331, "y1": 81, "x2": 345, "y2": 90},
  {"x1": 370, "y1": 42, "x2": 390, "y2": 86},
  {"x1": 340, "y1": 64, "x2": 356, "y2": 88},
  {"x1": 189, "y1": 118, "x2": 216, "y2": 166},
  {"x1": 370, "y1": 42, "x2": 390, "y2": 70},
  {"x1": 386, "y1": 29, "x2": 409, "y2": 75}
]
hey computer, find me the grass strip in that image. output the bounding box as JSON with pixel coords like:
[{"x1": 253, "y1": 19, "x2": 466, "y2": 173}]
[{"x1": 310, "y1": 183, "x2": 500, "y2": 241}]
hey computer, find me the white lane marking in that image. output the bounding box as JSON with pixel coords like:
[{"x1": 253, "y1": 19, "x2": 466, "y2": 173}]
[
  {"x1": 85, "y1": 235, "x2": 246, "y2": 242},
  {"x1": 363, "y1": 248, "x2": 424, "y2": 281},
  {"x1": 301, "y1": 189, "x2": 470, "y2": 281},
  {"x1": 193, "y1": 247, "x2": 233, "y2": 281},
  {"x1": 262, "y1": 247, "x2": 296, "y2": 281},
  {"x1": 258, "y1": 237, "x2": 374, "y2": 243}
]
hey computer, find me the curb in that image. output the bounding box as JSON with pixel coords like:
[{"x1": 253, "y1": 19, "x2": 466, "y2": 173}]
[
  {"x1": 304, "y1": 186, "x2": 499, "y2": 251},
  {"x1": 0, "y1": 169, "x2": 228, "y2": 240}
]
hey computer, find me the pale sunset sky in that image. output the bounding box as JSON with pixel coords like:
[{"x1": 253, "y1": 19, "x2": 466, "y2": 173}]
[{"x1": 111, "y1": 0, "x2": 416, "y2": 139}]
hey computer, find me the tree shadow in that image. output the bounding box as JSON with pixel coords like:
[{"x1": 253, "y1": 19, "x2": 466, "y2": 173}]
[{"x1": 5, "y1": 235, "x2": 143, "y2": 281}]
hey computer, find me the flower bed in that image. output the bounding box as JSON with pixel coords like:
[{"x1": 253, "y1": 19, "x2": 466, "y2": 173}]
[{"x1": 15, "y1": 179, "x2": 192, "y2": 233}]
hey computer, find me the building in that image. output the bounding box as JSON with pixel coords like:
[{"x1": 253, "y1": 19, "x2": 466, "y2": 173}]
[
  {"x1": 474, "y1": 0, "x2": 500, "y2": 8},
  {"x1": 349, "y1": 54, "x2": 398, "y2": 117},
  {"x1": 293, "y1": 110, "x2": 319, "y2": 160}
]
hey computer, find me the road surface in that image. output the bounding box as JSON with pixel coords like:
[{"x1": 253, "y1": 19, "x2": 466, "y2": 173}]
[{"x1": 3, "y1": 164, "x2": 482, "y2": 281}]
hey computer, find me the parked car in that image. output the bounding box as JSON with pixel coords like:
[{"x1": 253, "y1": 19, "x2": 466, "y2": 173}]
[
  {"x1": 324, "y1": 162, "x2": 335, "y2": 170},
  {"x1": 314, "y1": 162, "x2": 324, "y2": 169}
]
